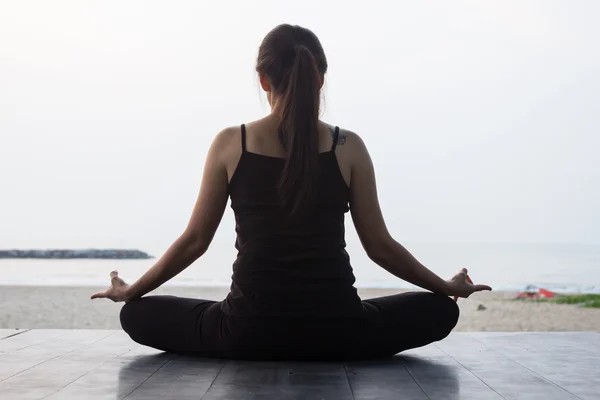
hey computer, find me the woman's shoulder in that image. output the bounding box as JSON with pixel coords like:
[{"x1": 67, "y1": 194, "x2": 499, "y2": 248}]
[
  {"x1": 320, "y1": 122, "x2": 367, "y2": 154},
  {"x1": 209, "y1": 117, "x2": 275, "y2": 160},
  {"x1": 214, "y1": 124, "x2": 242, "y2": 142},
  {"x1": 207, "y1": 126, "x2": 238, "y2": 154}
]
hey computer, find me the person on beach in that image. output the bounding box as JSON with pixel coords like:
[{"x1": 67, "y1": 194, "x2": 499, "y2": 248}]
[{"x1": 91, "y1": 24, "x2": 492, "y2": 360}]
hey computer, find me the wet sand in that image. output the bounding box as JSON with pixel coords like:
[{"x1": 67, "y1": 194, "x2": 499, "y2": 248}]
[{"x1": 1, "y1": 285, "x2": 599, "y2": 331}]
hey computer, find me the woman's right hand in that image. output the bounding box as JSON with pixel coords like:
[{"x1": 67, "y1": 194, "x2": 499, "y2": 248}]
[
  {"x1": 90, "y1": 271, "x2": 132, "y2": 302},
  {"x1": 446, "y1": 268, "x2": 492, "y2": 300}
]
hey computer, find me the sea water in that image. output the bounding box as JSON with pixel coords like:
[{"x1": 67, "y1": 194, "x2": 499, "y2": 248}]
[{"x1": 1, "y1": 242, "x2": 598, "y2": 293}]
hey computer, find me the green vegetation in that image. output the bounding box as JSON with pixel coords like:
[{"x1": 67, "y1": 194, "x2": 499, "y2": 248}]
[
  {"x1": 511, "y1": 294, "x2": 600, "y2": 308},
  {"x1": 553, "y1": 294, "x2": 600, "y2": 308}
]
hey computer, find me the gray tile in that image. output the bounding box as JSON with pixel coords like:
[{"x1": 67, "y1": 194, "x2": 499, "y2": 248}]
[
  {"x1": 46, "y1": 353, "x2": 174, "y2": 400},
  {"x1": 45, "y1": 331, "x2": 179, "y2": 399},
  {"x1": 401, "y1": 345, "x2": 504, "y2": 400},
  {"x1": 438, "y1": 333, "x2": 581, "y2": 400},
  {"x1": 2, "y1": 330, "x2": 599, "y2": 400},
  {"x1": 345, "y1": 357, "x2": 428, "y2": 400},
  {"x1": 0, "y1": 330, "x2": 113, "y2": 382},
  {"x1": 203, "y1": 361, "x2": 354, "y2": 400},
  {"x1": 0, "y1": 329, "x2": 66, "y2": 353},
  {"x1": 471, "y1": 333, "x2": 600, "y2": 400},
  {"x1": 471, "y1": 332, "x2": 600, "y2": 352},
  {"x1": 0, "y1": 330, "x2": 117, "y2": 399},
  {"x1": 125, "y1": 356, "x2": 226, "y2": 400}
]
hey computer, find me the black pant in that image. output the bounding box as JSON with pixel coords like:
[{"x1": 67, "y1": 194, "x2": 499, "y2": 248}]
[{"x1": 120, "y1": 292, "x2": 459, "y2": 361}]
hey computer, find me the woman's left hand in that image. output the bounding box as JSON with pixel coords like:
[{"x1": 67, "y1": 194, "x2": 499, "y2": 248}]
[
  {"x1": 447, "y1": 268, "x2": 492, "y2": 301},
  {"x1": 90, "y1": 271, "x2": 132, "y2": 302}
]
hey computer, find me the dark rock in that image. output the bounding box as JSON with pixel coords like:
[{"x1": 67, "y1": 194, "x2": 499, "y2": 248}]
[{"x1": 0, "y1": 249, "x2": 153, "y2": 259}]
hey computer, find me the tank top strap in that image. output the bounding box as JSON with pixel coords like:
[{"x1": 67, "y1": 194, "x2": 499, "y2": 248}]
[
  {"x1": 240, "y1": 124, "x2": 247, "y2": 152},
  {"x1": 330, "y1": 126, "x2": 340, "y2": 152}
]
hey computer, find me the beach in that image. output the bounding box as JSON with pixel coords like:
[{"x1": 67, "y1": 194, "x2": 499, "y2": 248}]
[{"x1": 1, "y1": 285, "x2": 599, "y2": 332}]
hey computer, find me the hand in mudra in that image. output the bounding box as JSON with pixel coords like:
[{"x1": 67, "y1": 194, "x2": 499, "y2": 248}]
[
  {"x1": 90, "y1": 271, "x2": 131, "y2": 302},
  {"x1": 447, "y1": 268, "x2": 491, "y2": 301}
]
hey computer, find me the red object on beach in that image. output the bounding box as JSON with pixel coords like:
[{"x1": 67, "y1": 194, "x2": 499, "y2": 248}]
[{"x1": 515, "y1": 287, "x2": 556, "y2": 299}]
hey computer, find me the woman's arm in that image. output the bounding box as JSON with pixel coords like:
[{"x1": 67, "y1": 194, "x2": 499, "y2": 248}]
[
  {"x1": 92, "y1": 130, "x2": 232, "y2": 302},
  {"x1": 346, "y1": 133, "x2": 490, "y2": 298},
  {"x1": 126, "y1": 131, "x2": 231, "y2": 299}
]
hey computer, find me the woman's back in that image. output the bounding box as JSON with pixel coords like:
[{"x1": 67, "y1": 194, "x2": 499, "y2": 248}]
[{"x1": 222, "y1": 120, "x2": 363, "y2": 318}]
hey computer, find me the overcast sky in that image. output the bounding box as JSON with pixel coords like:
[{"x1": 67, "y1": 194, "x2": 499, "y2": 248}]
[{"x1": 1, "y1": 0, "x2": 599, "y2": 256}]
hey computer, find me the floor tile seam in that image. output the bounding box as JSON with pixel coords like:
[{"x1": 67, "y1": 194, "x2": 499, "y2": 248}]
[
  {"x1": 0, "y1": 329, "x2": 31, "y2": 341},
  {"x1": 199, "y1": 361, "x2": 228, "y2": 400},
  {"x1": 465, "y1": 334, "x2": 584, "y2": 400},
  {"x1": 122, "y1": 357, "x2": 175, "y2": 400},
  {"x1": 0, "y1": 330, "x2": 118, "y2": 383},
  {"x1": 39, "y1": 338, "x2": 136, "y2": 399},
  {"x1": 342, "y1": 363, "x2": 356, "y2": 400},
  {"x1": 433, "y1": 343, "x2": 507, "y2": 399}
]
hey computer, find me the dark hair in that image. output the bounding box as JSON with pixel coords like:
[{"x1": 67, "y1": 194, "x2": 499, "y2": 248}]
[{"x1": 256, "y1": 24, "x2": 328, "y2": 215}]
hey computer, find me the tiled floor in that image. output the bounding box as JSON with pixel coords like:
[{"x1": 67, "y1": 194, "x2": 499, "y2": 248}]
[{"x1": 1, "y1": 329, "x2": 598, "y2": 399}]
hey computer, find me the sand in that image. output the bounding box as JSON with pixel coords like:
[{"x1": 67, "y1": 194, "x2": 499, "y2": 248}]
[{"x1": 1, "y1": 285, "x2": 599, "y2": 332}]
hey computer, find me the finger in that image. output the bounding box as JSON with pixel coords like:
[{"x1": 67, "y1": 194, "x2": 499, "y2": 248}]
[
  {"x1": 455, "y1": 271, "x2": 467, "y2": 283},
  {"x1": 465, "y1": 274, "x2": 474, "y2": 285},
  {"x1": 90, "y1": 291, "x2": 107, "y2": 300},
  {"x1": 473, "y1": 284, "x2": 492, "y2": 292},
  {"x1": 111, "y1": 271, "x2": 125, "y2": 286}
]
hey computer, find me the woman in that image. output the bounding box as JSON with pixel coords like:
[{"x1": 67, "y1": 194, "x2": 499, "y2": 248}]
[{"x1": 91, "y1": 24, "x2": 491, "y2": 361}]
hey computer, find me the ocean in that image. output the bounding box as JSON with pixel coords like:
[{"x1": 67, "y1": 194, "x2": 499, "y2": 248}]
[{"x1": 1, "y1": 242, "x2": 598, "y2": 294}]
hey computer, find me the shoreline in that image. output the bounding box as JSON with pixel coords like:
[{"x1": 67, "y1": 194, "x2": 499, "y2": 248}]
[
  {"x1": 1, "y1": 281, "x2": 599, "y2": 294},
  {"x1": 1, "y1": 285, "x2": 599, "y2": 332}
]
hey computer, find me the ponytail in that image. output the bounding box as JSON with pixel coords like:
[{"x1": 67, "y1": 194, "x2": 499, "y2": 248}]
[{"x1": 276, "y1": 45, "x2": 321, "y2": 215}]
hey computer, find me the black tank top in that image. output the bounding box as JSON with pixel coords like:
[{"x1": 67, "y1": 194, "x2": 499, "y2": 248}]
[{"x1": 221, "y1": 124, "x2": 364, "y2": 318}]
